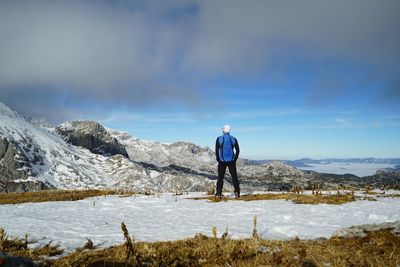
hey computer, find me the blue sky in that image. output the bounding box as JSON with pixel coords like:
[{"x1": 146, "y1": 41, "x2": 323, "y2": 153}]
[{"x1": 0, "y1": 0, "x2": 399, "y2": 159}]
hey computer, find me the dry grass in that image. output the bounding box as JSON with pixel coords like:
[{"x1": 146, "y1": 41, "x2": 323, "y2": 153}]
[
  {"x1": 2, "y1": 223, "x2": 399, "y2": 267},
  {"x1": 0, "y1": 189, "x2": 135, "y2": 205},
  {"x1": 367, "y1": 191, "x2": 381, "y2": 195},
  {"x1": 378, "y1": 194, "x2": 400, "y2": 198},
  {"x1": 51, "y1": 228, "x2": 400, "y2": 267},
  {"x1": 191, "y1": 192, "x2": 357, "y2": 205},
  {"x1": 0, "y1": 228, "x2": 63, "y2": 264}
]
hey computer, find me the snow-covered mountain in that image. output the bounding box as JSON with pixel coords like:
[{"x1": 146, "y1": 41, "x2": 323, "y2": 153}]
[
  {"x1": 60, "y1": 121, "x2": 319, "y2": 185},
  {"x1": 58, "y1": 120, "x2": 400, "y2": 191},
  {"x1": 0, "y1": 102, "x2": 312, "y2": 193},
  {"x1": 2, "y1": 102, "x2": 398, "y2": 193},
  {"x1": 0, "y1": 102, "x2": 214, "y2": 192},
  {"x1": 108, "y1": 128, "x2": 217, "y2": 173}
]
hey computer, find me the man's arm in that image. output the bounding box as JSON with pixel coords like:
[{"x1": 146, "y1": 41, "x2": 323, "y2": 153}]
[
  {"x1": 215, "y1": 138, "x2": 220, "y2": 162},
  {"x1": 234, "y1": 139, "x2": 240, "y2": 162}
]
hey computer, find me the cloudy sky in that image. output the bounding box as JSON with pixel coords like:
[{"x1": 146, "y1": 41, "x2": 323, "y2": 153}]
[{"x1": 1, "y1": 0, "x2": 399, "y2": 159}]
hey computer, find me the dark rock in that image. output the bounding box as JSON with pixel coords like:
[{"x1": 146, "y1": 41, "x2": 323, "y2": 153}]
[
  {"x1": 0, "y1": 180, "x2": 53, "y2": 193},
  {"x1": 3, "y1": 255, "x2": 36, "y2": 267},
  {"x1": 56, "y1": 121, "x2": 129, "y2": 158},
  {"x1": 0, "y1": 138, "x2": 29, "y2": 183},
  {"x1": 0, "y1": 138, "x2": 53, "y2": 192}
]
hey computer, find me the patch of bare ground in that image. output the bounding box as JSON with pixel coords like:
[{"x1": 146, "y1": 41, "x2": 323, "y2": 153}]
[{"x1": 191, "y1": 192, "x2": 357, "y2": 205}]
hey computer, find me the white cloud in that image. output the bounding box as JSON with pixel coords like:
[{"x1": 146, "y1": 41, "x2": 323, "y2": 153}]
[
  {"x1": 100, "y1": 112, "x2": 197, "y2": 124},
  {"x1": 334, "y1": 118, "x2": 347, "y2": 124},
  {"x1": 0, "y1": 0, "x2": 399, "y2": 120}
]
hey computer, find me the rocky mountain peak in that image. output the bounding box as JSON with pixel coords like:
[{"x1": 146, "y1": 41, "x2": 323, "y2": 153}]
[
  {"x1": 263, "y1": 161, "x2": 304, "y2": 176},
  {"x1": 263, "y1": 160, "x2": 297, "y2": 170},
  {"x1": 56, "y1": 120, "x2": 128, "y2": 157},
  {"x1": 169, "y1": 141, "x2": 213, "y2": 155},
  {"x1": 58, "y1": 120, "x2": 105, "y2": 134}
]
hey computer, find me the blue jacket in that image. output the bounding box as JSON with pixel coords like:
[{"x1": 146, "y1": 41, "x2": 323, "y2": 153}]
[{"x1": 215, "y1": 133, "x2": 240, "y2": 162}]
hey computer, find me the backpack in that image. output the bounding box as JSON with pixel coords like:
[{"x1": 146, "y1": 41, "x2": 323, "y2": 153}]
[{"x1": 218, "y1": 134, "x2": 236, "y2": 162}]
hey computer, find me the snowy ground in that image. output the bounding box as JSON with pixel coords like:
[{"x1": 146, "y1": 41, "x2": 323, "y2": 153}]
[
  {"x1": 298, "y1": 162, "x2": 395, "y2": 176},
  {"x1": 1, "y1": 192, "x2": 400, "y2": 254}
]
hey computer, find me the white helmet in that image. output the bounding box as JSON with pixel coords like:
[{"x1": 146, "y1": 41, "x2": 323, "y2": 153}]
[{"x1": 222, "y1": 124, "x2": 231, "y2": 133}]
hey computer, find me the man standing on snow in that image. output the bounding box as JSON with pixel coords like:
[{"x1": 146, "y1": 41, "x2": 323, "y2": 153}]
[{"x1": 215, "y1": 124, "x2": 240, "y2": 198}]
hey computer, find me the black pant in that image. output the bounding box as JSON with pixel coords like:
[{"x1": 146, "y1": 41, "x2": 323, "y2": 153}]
[{"x1": 216, "y1": 161, "x2": 240, "y2": 196}]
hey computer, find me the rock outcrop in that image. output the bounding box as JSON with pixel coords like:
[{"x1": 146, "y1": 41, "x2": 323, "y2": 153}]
[
  {"x1": 56, "y1": 121, "x2": 129, "y2": 157},
  {"x1": 0, "y1": 138, "x2": 51, "y2": 192},
  {"x1": 0, "y1": 138, "x2": 28, "y2": 182},
  {"x1": 332, "y1": 221, "x2": 400, "y2": 238}
]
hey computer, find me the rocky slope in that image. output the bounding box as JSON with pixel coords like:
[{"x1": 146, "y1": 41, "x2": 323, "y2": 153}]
[
  {"x1": 108, "y1": 129, "x2": 217, "y2": 173},
  {"x1": 0, "y1": 136, "x2": 50, "y2": 192},
  {"x1": 56, "y1": 121, "x2": 129, "y2": 157}
]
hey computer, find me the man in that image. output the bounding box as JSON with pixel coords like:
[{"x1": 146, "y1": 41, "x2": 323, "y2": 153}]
[{"x1": 215, "y1": 124, "x2": 240, "y2": 198}]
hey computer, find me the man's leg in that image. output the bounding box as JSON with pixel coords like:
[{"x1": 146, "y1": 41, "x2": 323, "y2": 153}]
[
  {"x1": 228, "y1": 162, "x2": 240, "y2": 196},
  {"x1": 216, "y1": 162, "x2": 227, "y2": 196}
]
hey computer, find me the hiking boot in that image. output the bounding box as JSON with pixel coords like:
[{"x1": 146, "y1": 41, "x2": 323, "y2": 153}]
[{"x1": 215, "y1": 194, "x2": 222, "y2": 200}]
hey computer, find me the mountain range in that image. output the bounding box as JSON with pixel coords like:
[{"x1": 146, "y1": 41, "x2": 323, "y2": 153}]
[
  {"x1": 1, "y1": 102, "x2": 399, "y2": 193},
  {"x1": 246, "y1": 158, "x2": 400, "y2": 168}
]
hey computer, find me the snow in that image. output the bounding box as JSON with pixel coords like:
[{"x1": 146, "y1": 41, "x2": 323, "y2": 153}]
[
  {"x1": 1, "y1": 102, "x2": 191, "y2": 191},
  {"x1": 298, "y1": 162, "x2": 395, "y2": 176},
  {"x1": 1, "y1": 192, "x2": 399, "y2": 254}
]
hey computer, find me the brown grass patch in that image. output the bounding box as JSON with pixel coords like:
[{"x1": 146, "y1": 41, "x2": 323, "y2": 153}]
[
  {"x1": 191, "y1": 192, "x2": 357, "y2": 205},
  {"x1": 51, "y1": 228, "x2": 400, "y2": 267},
  {"x1": 367, "y1": 191, "x2": 381, "y2": 195},
  {"x1": 377, "y1": 194, "x2": 400, "y2": 198},
  {"x1": 0, "y1": 189, "x2": 135, "y2": 205},
  {"x1": 2, "y1": 224, "x2": 399, "y2": 267},
  {"x1": 0, "y1": 228, "x2": 63, "y2": 264}
]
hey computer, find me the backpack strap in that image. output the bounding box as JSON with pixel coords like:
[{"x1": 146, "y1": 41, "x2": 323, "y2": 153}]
[
  {"x1": 230, "y1": 136, "x2": 235, "y2": 147},
  {"x1": 220, "y1": 136, "x2": 225, "y2": 161},
  {"x1": 230, "y1": 137, "x2": 236, "y2": 160}
]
